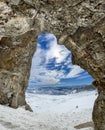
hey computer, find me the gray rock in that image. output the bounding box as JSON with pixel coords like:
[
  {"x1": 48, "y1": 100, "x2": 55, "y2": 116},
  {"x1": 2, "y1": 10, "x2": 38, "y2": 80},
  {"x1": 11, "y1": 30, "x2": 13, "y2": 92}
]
[
  {"x1": 25, "y1": 103, "x2": 33, "y2": 112},
  {"x1": 0, "y1": 0, "x2": 105, "y2": 129}
]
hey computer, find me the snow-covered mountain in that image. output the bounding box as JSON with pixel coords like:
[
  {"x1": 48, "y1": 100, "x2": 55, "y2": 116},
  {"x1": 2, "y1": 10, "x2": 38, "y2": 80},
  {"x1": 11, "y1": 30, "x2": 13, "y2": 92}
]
[{"x1": 27, "y1": 84, "x2": 95, "y2": 95}]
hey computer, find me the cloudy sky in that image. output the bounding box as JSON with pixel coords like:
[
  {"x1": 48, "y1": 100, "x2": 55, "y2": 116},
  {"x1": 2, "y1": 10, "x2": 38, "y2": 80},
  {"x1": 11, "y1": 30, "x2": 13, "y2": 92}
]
[{"x1": 28, "y1": 33, "x2": 94, "y2": 88}]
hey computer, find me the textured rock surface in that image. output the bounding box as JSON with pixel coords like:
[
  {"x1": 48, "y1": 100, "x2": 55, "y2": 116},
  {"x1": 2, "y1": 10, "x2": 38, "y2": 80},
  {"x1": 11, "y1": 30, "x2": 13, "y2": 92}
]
[
  {"x1": 0, "y1": 0, "x2": 105, "y2": 129},
  {"x1": 0, "y1": 1, "x2": 37, "y2": 108}
]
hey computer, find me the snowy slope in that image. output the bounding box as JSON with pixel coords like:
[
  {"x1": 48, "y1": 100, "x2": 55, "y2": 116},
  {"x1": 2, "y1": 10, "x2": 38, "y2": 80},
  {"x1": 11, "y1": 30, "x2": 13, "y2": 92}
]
[{"x1": 0, "y1": 90, "x2": 97, "y2": 130}]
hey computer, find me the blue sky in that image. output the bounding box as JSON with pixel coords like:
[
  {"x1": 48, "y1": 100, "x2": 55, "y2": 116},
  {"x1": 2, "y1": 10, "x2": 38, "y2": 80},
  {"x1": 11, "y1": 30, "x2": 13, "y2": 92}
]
[{"x1": 29, "y1": 33, "x2": 94, "y2": 87}]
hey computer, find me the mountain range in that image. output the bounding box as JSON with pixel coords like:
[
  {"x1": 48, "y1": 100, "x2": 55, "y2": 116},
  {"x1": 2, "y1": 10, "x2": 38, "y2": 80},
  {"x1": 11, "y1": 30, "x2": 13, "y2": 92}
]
[{"x1": 27, "y1": 84, "x2": 95, "y2": 95}]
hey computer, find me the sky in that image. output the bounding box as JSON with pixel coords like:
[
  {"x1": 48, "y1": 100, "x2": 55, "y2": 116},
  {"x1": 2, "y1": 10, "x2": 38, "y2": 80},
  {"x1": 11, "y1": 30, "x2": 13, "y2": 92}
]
[{"x1": 28, "y1": 33, "x2": 94, "y2": 88}]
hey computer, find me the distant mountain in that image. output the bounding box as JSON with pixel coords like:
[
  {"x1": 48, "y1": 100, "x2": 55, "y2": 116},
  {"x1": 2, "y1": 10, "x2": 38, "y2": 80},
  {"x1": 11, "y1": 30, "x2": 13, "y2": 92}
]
[{"x1": 27, "y1": 84, "x2": 95, "y2": 95}]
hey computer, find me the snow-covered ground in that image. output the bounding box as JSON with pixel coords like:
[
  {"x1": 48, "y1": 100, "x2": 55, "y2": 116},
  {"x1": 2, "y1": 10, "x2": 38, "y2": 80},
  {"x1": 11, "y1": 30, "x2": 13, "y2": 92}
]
[{"x1": 0, "y1": 90, "x2": 97, "y2": 130}]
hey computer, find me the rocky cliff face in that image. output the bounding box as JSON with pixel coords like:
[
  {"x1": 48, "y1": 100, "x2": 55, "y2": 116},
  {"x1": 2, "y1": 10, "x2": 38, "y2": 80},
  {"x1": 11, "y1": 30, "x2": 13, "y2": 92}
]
[
  {"x1": 0, "y1": 1, "x2": 37, "y2": 108},
  {"x1": 0, "y1": 0, "x2": 105, "y2": 129}
]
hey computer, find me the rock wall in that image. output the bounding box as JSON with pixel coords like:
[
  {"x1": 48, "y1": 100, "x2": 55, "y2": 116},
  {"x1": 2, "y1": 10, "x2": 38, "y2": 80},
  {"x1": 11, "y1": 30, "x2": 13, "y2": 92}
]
[
  {"x1": 0, "y1": 1, "x2": 37, "y2": 108},
  {"x1": 0, "y1": 0, "x2": 105, "y2": 129}
]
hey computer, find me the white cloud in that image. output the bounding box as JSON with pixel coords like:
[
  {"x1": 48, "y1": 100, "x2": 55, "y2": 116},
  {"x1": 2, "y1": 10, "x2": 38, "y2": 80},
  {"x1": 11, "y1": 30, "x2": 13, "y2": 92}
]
[
  {"x1": 45, "y1": 38, "x2": 70, "y2": 64},
  {"x1": 29, "y1": 33, "x2": 87, "y2": 85},
  {"x1": 30, "y1": 66, "x2": 65, "y2": 85},
  {"x1": 76, "y1": 73, "x2": 91, "y2": 79},
  {"x1": 66, "y1": 65, "x2": 84, "y2": 78},
  {"x1": 31, "y1": 44, "x2": 44, "y2": 67},
  {"x1": 38, "y1": 33, "x2": 56, "y2": 44}
]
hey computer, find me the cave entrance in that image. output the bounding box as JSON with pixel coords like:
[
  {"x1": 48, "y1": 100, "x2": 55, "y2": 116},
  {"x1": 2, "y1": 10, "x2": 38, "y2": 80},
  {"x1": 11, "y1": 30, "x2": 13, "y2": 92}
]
[
  {"x1": 28, "y1": 33, "x2": 94, "y2": 90},
  {"x1": 26, "y1": 33, "x2": 96, "y2": 129}
]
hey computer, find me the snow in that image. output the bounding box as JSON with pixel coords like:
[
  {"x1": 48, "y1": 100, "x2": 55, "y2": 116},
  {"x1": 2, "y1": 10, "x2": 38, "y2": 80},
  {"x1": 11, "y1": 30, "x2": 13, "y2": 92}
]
[{"x1": 0, "y1": 90, "x2": 97, "y2": 130}]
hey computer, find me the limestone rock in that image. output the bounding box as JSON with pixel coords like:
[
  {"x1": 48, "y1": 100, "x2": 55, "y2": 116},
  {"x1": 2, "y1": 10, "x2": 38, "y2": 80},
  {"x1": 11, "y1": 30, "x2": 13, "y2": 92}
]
[
  {"x1": 25, "y1": 103, "x2": 33, "y2": 112},
  {"x1": 0, "y1": 0, "x2": 37, "y2": 108},
  {"x1": 0, "y1": 0, "x2": 105, "y2": 129}
]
